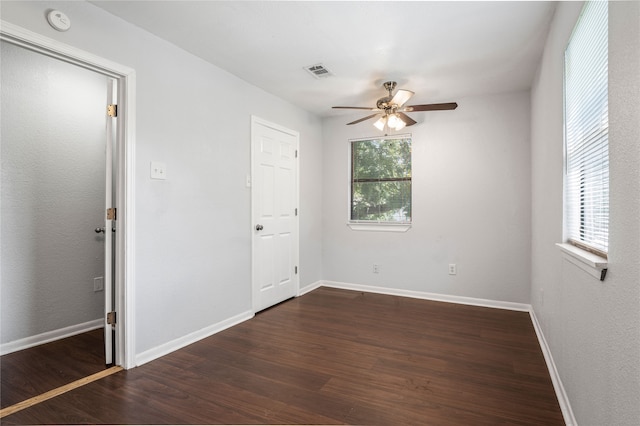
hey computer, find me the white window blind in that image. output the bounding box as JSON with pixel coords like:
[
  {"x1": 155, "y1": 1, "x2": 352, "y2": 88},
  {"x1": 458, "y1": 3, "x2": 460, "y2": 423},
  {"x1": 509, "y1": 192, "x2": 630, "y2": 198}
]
[{"x1": 564, "y1": 1, "x2": 609, "y2": 256}]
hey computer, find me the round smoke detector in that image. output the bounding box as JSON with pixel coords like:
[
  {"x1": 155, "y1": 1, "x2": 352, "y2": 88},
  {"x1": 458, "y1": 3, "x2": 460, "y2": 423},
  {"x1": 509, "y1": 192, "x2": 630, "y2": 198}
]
[{"x1": 47, "y1": 10, "x2": 71, "y2": 32}]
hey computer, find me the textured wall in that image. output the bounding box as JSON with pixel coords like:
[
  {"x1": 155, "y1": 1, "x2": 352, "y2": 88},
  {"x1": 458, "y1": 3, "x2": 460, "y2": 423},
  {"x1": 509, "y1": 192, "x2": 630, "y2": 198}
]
[
  {"x1": 322, "y1": 91, "x2": 532, "y2": 303},
  {"x1": 1, "y1": 41, "x2": 106, "y2": 344},
  {"x1": 0, "y1": 1, "x2": 324, "y2": 356},
  {"x1": 531, "y1": 2, "x2": 640, "y2": 424}
]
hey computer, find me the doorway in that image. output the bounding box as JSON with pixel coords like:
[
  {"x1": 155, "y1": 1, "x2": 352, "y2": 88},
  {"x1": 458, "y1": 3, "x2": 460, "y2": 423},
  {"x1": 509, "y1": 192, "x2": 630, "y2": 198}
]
[
  {"x1": 251, "y1": 116, "x2": 300, "y2": 312},
  {"x1": 0, "y1": 37, "x2": 112, "y2": 356},
  {"x1": 0, "y1": 22, "x2": 135, "y2": 371},
  {"x1": 0, "y1": 36, "x2": 114, "y2": 409}
]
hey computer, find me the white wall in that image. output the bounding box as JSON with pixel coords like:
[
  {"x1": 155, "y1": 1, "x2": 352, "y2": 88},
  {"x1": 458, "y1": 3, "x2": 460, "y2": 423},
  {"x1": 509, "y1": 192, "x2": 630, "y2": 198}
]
[
  {"x1": 531, "y1": 2, "x2": 640, "y2": 424},
  {"x1": 0, "y1": 1, "x2": 324, "y2": 358},
  {"x1": 322, "y1": 91, "x2": 532, "y2": 303},
  {"x1": 1, "y1": 40, "x2": 106, "y2": 345}
]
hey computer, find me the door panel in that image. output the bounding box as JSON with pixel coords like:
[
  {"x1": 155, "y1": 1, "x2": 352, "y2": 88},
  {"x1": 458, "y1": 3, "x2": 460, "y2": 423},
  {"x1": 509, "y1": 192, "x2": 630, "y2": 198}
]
[
  {"x1": 278, "y1": 168, "x2": 293, "y2": 214},
  {"x1": 260, "y1": 164, "x2": 275, "y2": 217},
  {"x1": 278, "y1": 233, "x2": 292, "y2": 283},
  {"x1": 258, "y1": 235, "x2": 275, "y2": 290},
  {"x1": 252, "y1": 118, "x2": 299, "y2": 312}
]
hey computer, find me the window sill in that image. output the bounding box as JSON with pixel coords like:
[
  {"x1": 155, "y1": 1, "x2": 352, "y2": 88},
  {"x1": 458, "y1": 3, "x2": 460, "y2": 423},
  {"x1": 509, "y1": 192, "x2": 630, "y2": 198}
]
[
  {"x1": 347, "y1": 223, "x2": 411, "y2": 233},
  {"x1": 556, "y1": 243, "x2": 608, "y2": 281}
]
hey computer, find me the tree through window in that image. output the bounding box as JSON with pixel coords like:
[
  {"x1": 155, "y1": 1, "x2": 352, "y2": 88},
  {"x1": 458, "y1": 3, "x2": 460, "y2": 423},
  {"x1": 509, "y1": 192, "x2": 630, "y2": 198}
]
[{"x1": 350, "y1": 136, "x2": 412, "y2": 223}]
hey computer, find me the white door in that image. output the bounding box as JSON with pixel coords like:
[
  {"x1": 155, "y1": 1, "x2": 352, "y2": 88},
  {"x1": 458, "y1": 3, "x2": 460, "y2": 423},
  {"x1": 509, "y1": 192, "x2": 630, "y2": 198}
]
[{"x1": 251, "y1": 117, "x2": 299, "y2": 312}]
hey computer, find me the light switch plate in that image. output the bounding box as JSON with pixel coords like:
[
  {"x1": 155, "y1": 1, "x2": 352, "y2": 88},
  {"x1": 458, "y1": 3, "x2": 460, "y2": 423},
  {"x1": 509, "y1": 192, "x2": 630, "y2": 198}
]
[
  {"x1": 150, "y1": 162, "x2": 166, "y2": 180},
  {"x1": 94, "y1": 276, "x2": 104, "y2": 292}
]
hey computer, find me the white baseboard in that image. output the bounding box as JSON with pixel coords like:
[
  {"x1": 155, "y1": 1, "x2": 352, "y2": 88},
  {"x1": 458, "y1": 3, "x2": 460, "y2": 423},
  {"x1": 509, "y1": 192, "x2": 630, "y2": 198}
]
[
  {"x1": 319, "y1": 280, "x2": 531, "y2": 312},
  {"x1": 529, "y1": 309, "x2": 576, "y2": 426},
  {"x1": 0, "y1": 318, "x2": 103, "y2": 356},
  {"x1": 135, "y1": 310, "x2": 254, "y2": 367},
  {"x1": 298, "y1": 280, "x2": 323, "y2": 296}
]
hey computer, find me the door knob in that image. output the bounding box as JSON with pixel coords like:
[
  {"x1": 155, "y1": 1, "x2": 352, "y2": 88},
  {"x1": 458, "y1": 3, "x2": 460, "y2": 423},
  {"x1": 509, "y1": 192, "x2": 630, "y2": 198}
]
[
  {"x1": 95, "y1": 227, "x2": 105, "y2": 233},
  {"x1": 255, "y1": 224, "x2": 264, "y2": 231}
]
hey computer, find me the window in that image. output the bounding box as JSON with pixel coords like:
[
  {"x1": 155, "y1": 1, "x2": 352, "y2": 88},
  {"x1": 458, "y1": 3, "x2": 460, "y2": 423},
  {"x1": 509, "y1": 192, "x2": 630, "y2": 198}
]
[
  {"x1": 349, "y1": 136, "x2": 412, "y2": 227},
  {"x1": 564, "y1": 1, "x2": 609, "y2": 257}
]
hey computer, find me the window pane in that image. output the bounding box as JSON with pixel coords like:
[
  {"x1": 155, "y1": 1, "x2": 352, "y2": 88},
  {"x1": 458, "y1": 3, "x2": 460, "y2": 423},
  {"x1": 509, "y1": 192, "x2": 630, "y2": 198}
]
[
  {"x1": 352, "y1": 180, "x2": 412, "y2": 221},
  {"x1": 350, "y1": 136, "x2": 411, "y2": 223},
  {"x1": 353, "y1": 139, "x2": 411, "y2": 181},
  {"x1": 564, "y1": 0, "x2": 608, "y2": 254}
]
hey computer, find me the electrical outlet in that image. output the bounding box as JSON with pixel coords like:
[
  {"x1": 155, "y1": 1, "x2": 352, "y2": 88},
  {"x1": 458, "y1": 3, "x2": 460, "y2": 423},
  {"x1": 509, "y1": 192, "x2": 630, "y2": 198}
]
[
  {"x1": 373, "y1": 264, "x2": 380, "y2": 274},
  {"x1": 448, "y1": 264, "x2": 457, "y2": 275},
  {"x1": 94, "y1": 276, "x2": 104, "y2": 292}
]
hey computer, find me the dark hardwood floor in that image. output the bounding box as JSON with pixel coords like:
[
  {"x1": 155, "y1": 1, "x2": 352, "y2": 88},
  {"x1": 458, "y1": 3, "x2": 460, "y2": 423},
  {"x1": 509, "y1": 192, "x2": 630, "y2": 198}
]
[
  {"x1": 2, "y1": 288, "x2": 564, "y2": 425},
  {"x1": 1, "y1": 328, "x2": 107, "y2": 410}
]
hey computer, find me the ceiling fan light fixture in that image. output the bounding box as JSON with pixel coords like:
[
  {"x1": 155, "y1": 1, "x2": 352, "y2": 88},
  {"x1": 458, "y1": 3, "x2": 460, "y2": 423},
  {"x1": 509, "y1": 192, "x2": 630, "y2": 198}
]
[
  {"x1": 393, "y1": 117, "x2": 407, "y2": 131},
  {"x1": 387, "y1": 113, "x2": 401, "y2": 129},
  {"x1": 385, "y1": 113, "x2": 406, "y2": 131},
  {"x1": 373, "y1": 116, "x2": 387, "y2": 131}
]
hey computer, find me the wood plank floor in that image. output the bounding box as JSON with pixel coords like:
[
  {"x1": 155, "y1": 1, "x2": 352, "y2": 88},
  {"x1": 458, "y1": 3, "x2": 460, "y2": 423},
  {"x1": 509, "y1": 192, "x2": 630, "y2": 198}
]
[
  {"x1": 1, "y1": 288, "x2": 564, "y2": 425},
  {"x1": 1, "y1": 328, "x2": 107, "y2": 409}
]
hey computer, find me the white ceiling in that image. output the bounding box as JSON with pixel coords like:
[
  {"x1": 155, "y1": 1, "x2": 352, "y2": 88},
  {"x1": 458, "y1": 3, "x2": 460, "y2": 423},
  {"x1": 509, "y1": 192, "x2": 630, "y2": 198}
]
[{"x1": 91, "y1": 1, "x2": 556, "y2": 118}]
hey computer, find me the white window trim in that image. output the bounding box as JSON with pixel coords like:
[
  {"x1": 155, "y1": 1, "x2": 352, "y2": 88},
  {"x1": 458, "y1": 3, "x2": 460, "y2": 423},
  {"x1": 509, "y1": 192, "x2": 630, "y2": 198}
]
[
  {"x1": 347, "y1": 222, "x2": 411, "y2": 233},
  {"x1": 556, "y1": 243, "x2": 608, "y2": 281}
]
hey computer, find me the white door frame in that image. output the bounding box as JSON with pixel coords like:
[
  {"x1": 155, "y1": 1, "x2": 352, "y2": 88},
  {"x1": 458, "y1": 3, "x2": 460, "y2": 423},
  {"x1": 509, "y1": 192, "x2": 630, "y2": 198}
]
[
  {"x1": 0, "y1": 21, "x2": 137, "y2": 369},
  {"x1": 250, "y1": 116, "x2": 300, "y2": 312}
]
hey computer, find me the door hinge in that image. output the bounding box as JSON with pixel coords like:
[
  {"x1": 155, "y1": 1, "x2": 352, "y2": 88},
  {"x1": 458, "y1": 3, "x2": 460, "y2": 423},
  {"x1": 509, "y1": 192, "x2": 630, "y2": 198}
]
[
  {"x1": 295, "y1": 266, "x2": 298, "y2": 274},
  {"x1": 295, "y1": 208, "x2": 298, "y2": 216},
  {"x1": 295, "y1": 150, "x2": 298, "y2": 158},
  {"x1": 107, "y1": 104, "x2": 117, "y2": 117},
  {"x1": 106, "y1": 311, "x2": 116, "y2": 326},
  {"x1": 107, "y1": 207, "x2": 117, "y2": 220}
]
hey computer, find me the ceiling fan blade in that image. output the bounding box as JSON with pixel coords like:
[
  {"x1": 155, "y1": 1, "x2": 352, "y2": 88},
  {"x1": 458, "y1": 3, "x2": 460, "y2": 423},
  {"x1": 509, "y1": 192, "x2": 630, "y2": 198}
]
[
  {"x1": 396, "y1": 112, "x2": 417, "y2": 126},
  {"x1": 333, "y1": 106, "x2": 380, "y2": 111},
  {"x1": 391, "y1": 89, "x2": 414, "y2": 107},
  {"x1": 347, "y1": 113, "x2": 380, "y2": 125},
  {"x1": 404, "y1": 102, "x2": 458, "y2": 112}
]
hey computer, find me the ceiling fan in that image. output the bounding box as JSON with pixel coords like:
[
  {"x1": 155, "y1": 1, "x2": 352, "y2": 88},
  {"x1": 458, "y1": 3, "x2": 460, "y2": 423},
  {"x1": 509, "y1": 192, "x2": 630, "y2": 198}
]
[{"x1": 332, "y1": 81, "x2": 458, "y2": 131}]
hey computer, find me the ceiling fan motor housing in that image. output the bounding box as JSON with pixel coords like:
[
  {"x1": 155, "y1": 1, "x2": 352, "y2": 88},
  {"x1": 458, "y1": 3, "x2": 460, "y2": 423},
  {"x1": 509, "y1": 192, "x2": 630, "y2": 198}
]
[
  {"x1": 377, "y1": 81, "x2": 398, "y2": 111},
  {"x1": 376, "y1": 97, "x2": 394, "y2": 111}
]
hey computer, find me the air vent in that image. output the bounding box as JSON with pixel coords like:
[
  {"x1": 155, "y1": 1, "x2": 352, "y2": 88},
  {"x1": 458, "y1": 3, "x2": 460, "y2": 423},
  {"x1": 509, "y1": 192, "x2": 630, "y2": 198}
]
[{"x1": 304, "y1": 63, "x2": 333, "y2": 79}]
